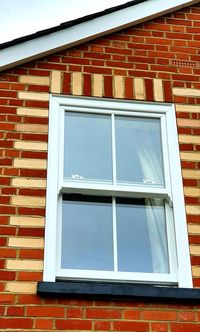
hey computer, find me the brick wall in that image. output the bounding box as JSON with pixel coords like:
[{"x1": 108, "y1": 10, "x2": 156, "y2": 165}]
[{"x1": 0, "y1": 3, "x2": 200, "y2": 331}]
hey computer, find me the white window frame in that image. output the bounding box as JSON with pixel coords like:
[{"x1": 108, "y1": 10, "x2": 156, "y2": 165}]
[{"x1": 43, "y1": 95, "x2": 192, "y2": 288}]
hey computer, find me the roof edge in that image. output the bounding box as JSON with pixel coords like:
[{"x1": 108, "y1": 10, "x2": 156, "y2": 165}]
[{"x1": 0, "y1": 0, "x2": 146, "y2": 51}]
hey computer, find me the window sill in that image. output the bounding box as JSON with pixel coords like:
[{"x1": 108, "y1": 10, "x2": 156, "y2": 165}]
[{"x1": 37, "y1": 281, "x2": 200, "y2": 303}]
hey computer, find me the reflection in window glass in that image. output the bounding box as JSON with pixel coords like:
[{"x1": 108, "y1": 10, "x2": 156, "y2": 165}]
[
  {"x1": 62, "y1": 196, "x2": 113, "y2": 270},
  {"x1": 116, "y1": 198, "x2": 169, "y2": 274},
  {"x1": 64, "y1": 112, "x2": 112, "y2": 182},
  {"x1": 115, "y1": 117, "x2": 164, "y2": 186}
]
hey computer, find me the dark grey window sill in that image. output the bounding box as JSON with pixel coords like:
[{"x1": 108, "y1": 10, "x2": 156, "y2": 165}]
[{"x1": 37, "y1": 281, "x2": 200, "y2": 303}]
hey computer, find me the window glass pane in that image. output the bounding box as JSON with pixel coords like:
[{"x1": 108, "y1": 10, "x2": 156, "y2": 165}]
[
  {"x1": 61, "y1": 196, "x2": 113, "y2": 271},
  {"x1": 116, "y1": 198, "x2": 169, "y2": 273},
  {"x1": 64, "y1": 112, "x2": 112, "y2": 182},
  {"x1": 115, "y1": 116, "x2": 164, "y2": 186}
]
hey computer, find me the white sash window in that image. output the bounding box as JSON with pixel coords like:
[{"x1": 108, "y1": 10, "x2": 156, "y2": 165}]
[{"x1": 44, "y1": 96, "x2": 192, "y2": 288}]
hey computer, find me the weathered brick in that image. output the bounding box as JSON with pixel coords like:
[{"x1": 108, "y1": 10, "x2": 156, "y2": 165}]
[
  {"x1": 14, "y1": 158, "x2": 47, "y2": 169},
  {"x1": 8, "y1": 237, "x2": 44, "y2": 248},
  {"x1": 134, "y1": 78, "x2": 145, "y2": 99},
  {"x1": 5, "y1": 281, "x2": 37, "y2": 294},
  {"x1": 50, "y1": 71, "x2": 62, "y2": 93},
  {"x1": 6, "y1": 259, "x2": 43, "y2": 271},
  {"x1": 20, "y1": 75, "x2": 50, "y2": 85},
  {"x1": 72, "y1": 72, "x2": 82, "y2": 95}
]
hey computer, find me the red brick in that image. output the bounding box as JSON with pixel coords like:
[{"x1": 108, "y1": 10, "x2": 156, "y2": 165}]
[
  {"x1": 171, "y1": 323, "x2": 200, "y2": 332},
  {"x1": 0, "y1": 259, "x2": 5, "y2": 269},
  {"x1": 0, "y1": 318, "x2": 33, "y2": 329},
  {"x1": 0, "y1": 271, "x2": 16, "y2": 280},
  {"x1": 28, "y1": 69, "x2": 50, "y2": 76},
  {"x1": 0, "y1": 248, "x2": 16, "y2": 258},
  {"x1": 0, "y1": 216, "x2": 9, "y2": 224},
  {"x1": 19, "y1": 188, "x2": 46, "y2": 196},
  {"x1": 21, "y1": 151, "x2": 47, "y2": 159},
  {"x1": 151, "y1": 322, "x2": 168, "y2": 332},
  {"x1": 183, "y1": 179, "x2": 198, "y2": 187},
  {"x1": 63, "y1": 57, "x2": 89, "y2": 65},
  {"x1": 18, "y1": 207, "x2": 45, "y2": 216},
  {"x1": 62, "y1": 73, "x2": 71, "y2": 94},
  {"x1": 4, "y1": 149, "x2": 20, "y2": 158},
  {"x1": 2, "y1": 187, "x2": 17, "y2": 195},
  {"x1": 7, "y1": 306, "x2": 25, "y2": 316},
  {"x1": 35, "y1": 319, "x2": 53, "y2": 329},
  {"x1": 56, "y1": 319, "x2": 92, "y2": 330},
  {"x1": 0, "y1": 159, "x2": 12, "y2": 166},
  {"x1": 0, "y1": 177, "x2": 10, "y2": 186},
  {"x1": 19, "y1": 249, "x2": 44, "y2": 259},
  {"x1": 179, "y1": 311, "x2": 196, "y2": 322},
  {"x1": 145, "y1": 79, "x2": 154, "y2": 101},
  {"x1": 86, "y1": 308, "x2": 121, "y2": 319},
  {"x1": 124, "y1": 309, "x2": 141, "y2": 320},
  {"x1": 0, "y1": 106, "x2": 16, "y2": 114},
  {"x1": 0, "y1": 90, "x2": 17, "y2": 98},
  {"x1": 84, "y1": 66, "x2": 112, "y2": 75},
  {"x1": 28, "y1": 85, "x2": 49, "y2": 92},
  {"x1": 18, "y1": 294, "x2": 42, "y2": 304},
  {"x1": 23, "y1": 117, "x2": 48, "y2": 124},
  {"x1": 10, "y1": 83, "x2": 25, "y2": 91},
  {"x1": 20, "y1": 169, "x2": 47, "y2": 178},
  {"x1": 104, "y1": 76, "x2": 113, "y2": 98},
  {"x1": 181, "y1": 161, "x2": 196, "y2": 169},
  {"x1": 0, "y1": 226, "x2": 15, "y2": 236},
  {"x1": 0, "y1": 238, "x2": 6, "y2": 246},
  {"x1": 0, "y1": 83, "x2": 9, "y2": 89},
  {"x1": 0, "y1": 294, "x2": 15, "y2": 304},
  {"x1": 0, "y1": 196, "x2": 10, "y2": 204},
  {"x1": 9, "y1": 99, "x2": 24, "y2": 106},
  {"x1": 94, "y1": 320, "x2": 111, "y2": 330},
  {"x1": 25, "y1": 100, "x2": 49, "y2": 108},
  {"x1": 113, "y1": 321, "x2": 149, "y2": 331},
  {"x1": 125, "y1": 77, "x2": 134, "y2": 99},
  {"x1": 142, "y1": 310, "x2": 177, "y2": 321},
  {"x1": 17, "y1": 272, "x2": 42, "y2": 281},
  {"x1": 189, "y1": 235, "x2": 200, "y2": 244},
  {"x1": 37, "y1": 62, "x2": 66, "y2": 70},
  {"x1": 84, "y1": 74, "x2": 92, "y2": 96},
  {"x1": 21, "y1": 133, "x2": 48, "y2": 141},
  {"x1": 0, "y1": 206, "x2": 15, "y2": 214},
  {"x1": 27, "y1": 306, "x2": 65, "y2": 317},
  {"x1": 18, "y1": 227, "x2": 44, "y2": 237},
  {"x1": 187, "y1": 215, "x2": 200, "y2": 223},
  {"x1": 67, "y1": 308, "x2": 83, "y2": 318}
]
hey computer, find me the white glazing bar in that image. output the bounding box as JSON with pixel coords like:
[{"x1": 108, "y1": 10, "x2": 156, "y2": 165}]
[
  {"x1": 112, "y1": 197, "x2": 118, "y2": 272},
  {"x1": 111, "y1": 114, "x2": 117, "y2": 185}
]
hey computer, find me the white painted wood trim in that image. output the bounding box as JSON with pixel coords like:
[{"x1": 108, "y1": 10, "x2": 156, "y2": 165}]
[
  {"x1": 56, "y1": 269, "x2": 178, "y2": 284},
  {"x1": 1, "y1": 0, "x2": 199, "y2": 71},
  {"x1": 43, "y1": 96, "x2": 60, "y2": 282},
  {"x1": 166, "y1": 105, "x2": 193, "y2": 288}
]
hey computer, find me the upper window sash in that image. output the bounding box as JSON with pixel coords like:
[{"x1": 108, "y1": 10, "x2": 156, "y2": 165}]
[{"x1": 58, "y1": 106, "x2": 172, "y2": 199}]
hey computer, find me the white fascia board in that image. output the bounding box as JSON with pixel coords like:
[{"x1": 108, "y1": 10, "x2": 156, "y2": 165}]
[{"x1": 0, "y1": 0, "x2": 199, "y2": 71}]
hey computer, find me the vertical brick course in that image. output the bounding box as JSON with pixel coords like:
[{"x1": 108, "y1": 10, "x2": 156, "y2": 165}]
[{"x1": 0, "y1": 2, "x2": 200, "y2": 331}]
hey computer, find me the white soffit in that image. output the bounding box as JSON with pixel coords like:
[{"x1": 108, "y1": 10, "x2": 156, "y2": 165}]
[{"x1": 0, "y1": 0, "x2": 199, "y2": 71}]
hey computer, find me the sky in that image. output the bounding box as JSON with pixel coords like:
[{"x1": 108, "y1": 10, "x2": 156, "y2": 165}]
[{"x1": 0, "y1": 0, "x2": 130, "y2": 44}]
